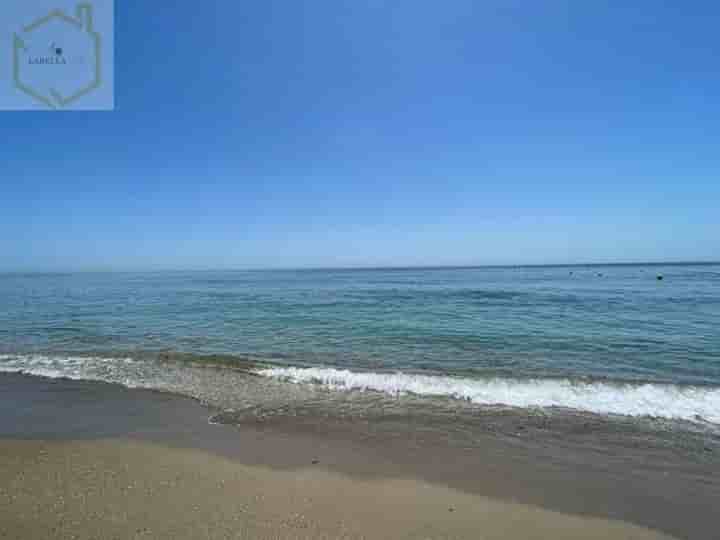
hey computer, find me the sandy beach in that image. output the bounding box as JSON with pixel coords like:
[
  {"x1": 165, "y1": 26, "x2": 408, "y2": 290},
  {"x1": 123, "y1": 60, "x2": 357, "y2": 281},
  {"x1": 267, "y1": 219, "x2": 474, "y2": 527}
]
[
  {"x1": 1, "y1": 437, "x2": 678, "y2": 540},
  {"x1": 1, "y1": 374, "x2": 718, "y2": 539}
]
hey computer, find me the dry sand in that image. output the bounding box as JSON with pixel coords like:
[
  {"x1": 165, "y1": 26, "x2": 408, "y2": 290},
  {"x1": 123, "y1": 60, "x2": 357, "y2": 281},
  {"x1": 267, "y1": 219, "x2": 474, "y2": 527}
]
[{"x1": 0, "y1": 438, "x2": 677, "y2": 540}]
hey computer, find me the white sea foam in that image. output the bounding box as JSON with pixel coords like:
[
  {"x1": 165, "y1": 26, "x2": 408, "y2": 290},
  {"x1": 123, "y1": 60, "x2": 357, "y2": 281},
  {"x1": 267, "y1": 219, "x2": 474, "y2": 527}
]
[
  {"x1": 3, "y1": 354, "x2": 719, "y2": 425},
  {"x1": 256, "y1": 366, "x2": 720, "y2": 424},
  {"x1": 0, "y1": 354, "x2": 136, "y2": 384}
]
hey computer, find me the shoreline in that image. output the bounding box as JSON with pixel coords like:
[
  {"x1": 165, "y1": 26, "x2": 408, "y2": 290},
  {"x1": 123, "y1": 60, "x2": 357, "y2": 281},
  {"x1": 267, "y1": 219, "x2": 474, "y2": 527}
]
[
  {"x1": 3, "y1": 349, "x2": 720, "y2": 426},
  {"x1": 2, "y1": 373, "x2": 719, "y2": 539}
]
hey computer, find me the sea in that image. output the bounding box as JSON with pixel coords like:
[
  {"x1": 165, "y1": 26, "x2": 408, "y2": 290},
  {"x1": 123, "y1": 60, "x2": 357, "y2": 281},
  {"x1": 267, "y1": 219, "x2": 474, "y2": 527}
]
[{"x1": 1, "y1": 264, "x2": 719, "y2": 438}]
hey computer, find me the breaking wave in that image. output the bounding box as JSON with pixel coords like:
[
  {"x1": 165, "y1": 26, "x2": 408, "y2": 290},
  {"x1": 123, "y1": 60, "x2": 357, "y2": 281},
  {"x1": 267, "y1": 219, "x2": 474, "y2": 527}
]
[
  {"x1": 2, "y1": 353, "x2": 719, "y2": 425},
  {"x1": 256, "y1": 366, "x2": 720, "y2": 424}
]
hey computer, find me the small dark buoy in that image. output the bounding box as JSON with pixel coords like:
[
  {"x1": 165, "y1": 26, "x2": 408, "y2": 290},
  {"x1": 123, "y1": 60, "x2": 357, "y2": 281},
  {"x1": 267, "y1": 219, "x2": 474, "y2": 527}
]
[
  {"x1": 311, "y1": 459, "x2": 319, "y2": 465},
  {"x1": 657, "y1": 275, "x2": 663, "y2": 281},
  {"x1": 448, "y1": 507, "x2": 455, "y2": 512},
  {"x1": 597, "y1": 273, "x2": 603, "y2": 277}
]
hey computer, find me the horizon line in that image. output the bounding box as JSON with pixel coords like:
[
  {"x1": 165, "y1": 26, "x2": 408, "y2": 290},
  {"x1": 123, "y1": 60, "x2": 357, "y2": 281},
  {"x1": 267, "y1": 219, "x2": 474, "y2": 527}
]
[{"x1": 2, "y1": 260, "x2": 719, "y2": 274}]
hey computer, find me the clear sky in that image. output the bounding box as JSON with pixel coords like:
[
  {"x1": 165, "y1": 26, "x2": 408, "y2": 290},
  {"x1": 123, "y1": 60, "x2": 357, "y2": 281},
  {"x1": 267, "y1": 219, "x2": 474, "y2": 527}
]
[{"x1": 2, "y1": 0, "x2": 719, "y2": 271}]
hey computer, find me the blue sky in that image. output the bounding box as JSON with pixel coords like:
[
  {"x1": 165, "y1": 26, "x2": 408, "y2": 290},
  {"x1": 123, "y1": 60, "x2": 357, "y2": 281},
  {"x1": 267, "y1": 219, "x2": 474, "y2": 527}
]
[{"x1": 2, "y1": 0, "x2": 719, "y2": 270}]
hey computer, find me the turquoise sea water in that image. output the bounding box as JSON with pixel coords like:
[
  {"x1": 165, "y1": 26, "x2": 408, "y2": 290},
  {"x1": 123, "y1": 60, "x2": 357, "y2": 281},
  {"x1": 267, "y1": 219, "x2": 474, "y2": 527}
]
[{"x1": 1, "y1": 264, "x2": 719, "y2": 424}]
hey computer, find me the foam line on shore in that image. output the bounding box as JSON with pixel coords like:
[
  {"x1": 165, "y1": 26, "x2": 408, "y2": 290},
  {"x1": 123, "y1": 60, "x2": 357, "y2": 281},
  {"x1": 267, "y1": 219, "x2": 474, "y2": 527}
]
[
  {"x1": 256, "y1": 366, "x2": 720, "y2": 424},
  {"x1": 2, "y1": 353, "x2": 719, "y2": 424}
]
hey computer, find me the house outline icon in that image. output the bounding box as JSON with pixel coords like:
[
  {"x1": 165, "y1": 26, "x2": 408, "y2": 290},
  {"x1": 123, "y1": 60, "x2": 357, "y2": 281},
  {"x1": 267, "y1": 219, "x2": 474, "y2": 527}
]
[{"x1": 13, "y1": 3, "x2": 102, "y2": 109}]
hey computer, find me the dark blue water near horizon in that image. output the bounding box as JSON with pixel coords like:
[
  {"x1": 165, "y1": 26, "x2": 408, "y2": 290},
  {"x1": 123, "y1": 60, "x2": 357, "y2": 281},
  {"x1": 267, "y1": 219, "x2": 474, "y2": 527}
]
[{"x1": 1, "y1": 263, "x2": 719, "y2": 386}]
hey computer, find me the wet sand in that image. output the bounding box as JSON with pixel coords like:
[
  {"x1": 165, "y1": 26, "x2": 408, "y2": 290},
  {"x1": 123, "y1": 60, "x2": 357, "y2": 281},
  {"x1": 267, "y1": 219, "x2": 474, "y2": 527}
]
[{"x1": 1, "y1": 374, "x2": 718, "y2": 539}]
